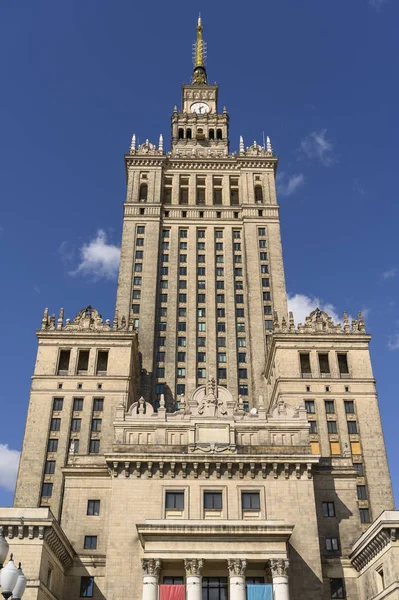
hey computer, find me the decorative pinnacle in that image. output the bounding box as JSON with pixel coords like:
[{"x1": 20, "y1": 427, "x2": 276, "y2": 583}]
[
  {"x1": 192, "y1": 15, "x2": 207, "y2": 84},
  {"x1": 239, "y1": 136, "x2": 244, "y2": 154},
  {"x1": 266, "y1": 136, "x2": 273, "y2": 153},
  {"x1": 158, "y1": 134, "x2": 163, "y2": 153},
  {"x1": 130, "y1": 134, "x2": 136, "y2": 152}
]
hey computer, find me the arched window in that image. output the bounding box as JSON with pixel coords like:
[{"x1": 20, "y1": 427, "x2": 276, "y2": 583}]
[
  {"x1": 186, "y1": 128, "x2": 192, "y2": 139},
  {"x1": 254, "y1": 186, "x2": 263, "y2": 203},
  {"x1": 178, "y1": 128, "x2": 184, "y2": 139},
  {"x1": 139, "y1": 183, "x2": 148, "y2": 202},
  {"x1": 216, "y1": 129, "x2": 223, "y2": 140},
  {"x1": 209, "y1": 129, "x2": 215, "y2": 140}
]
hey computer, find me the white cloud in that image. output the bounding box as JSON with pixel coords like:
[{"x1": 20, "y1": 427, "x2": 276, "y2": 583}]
[
  {"x1": 277, "y1": 172, "x2": 305, "y2": 197},
  {"x1": 388, "y1": 333, "x2": 399, "y2": 351},
  {"x1": 300, "y1": 129, "x2": 335, "y2": 166},
  {"x1": 370, "y1": 0, "x2": 388, "y2": 8},
  {"x1": 382, "y1": 268, "x2": 397, "y2": 280},
  {"x1": 33, "y1": 284, "x2": 40, "y2": 296},
  {"x1": 0, "y1": 445, "x2": 20, "y2": 493},
  {"x1": 70, "y1": 230, "x2": 120, "y2": 280},
  {"x1": 287, "y1": 293, "x2": 341, "y2": 325}
]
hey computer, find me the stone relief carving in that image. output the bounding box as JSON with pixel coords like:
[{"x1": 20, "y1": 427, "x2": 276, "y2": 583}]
[
  {"x1": 227, "y1": 558, "x2": 247, "y2": 576},
  {"x1": 270, "y1": 558, "x2": 289, "y2": 577},
  {"x1": 273, "y1": 308, "x2": 366, "y2": 335},
  {"x1": 195, "y1": 377, "x2": 229, "y2": 417},
  {"x1": 184, "y1": 558, "x2": 204, "y2": 576},
  {"x1": 141, "y1": 558, "x2": 162, "y2": 577}
]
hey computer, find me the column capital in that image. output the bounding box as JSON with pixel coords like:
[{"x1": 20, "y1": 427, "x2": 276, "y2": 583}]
[
  {"x1": 227, "y1": 558, "x2": 247, "y2": 577},
  {"x1": 141, "y1": 558, "x2": 162, "y2": 577},
  {"x1": 270, "y1": 558, "x2": 289, "y2": 577},
  {"x1": 184, "y1": 558, "x2": 204, "y2": 576}
]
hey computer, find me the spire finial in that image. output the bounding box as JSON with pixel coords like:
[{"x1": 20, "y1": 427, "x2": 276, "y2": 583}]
[
  {"x1": 266, "y1": 136, "x2": 273, "y2": 154},
  {"x1": 192, "y1": 15, "x2": 207, "y2": 84},
  {"x1": 239, "y1": 136, "x2": 244, "y2": 154},
  {"x1": 130, "y1": 134, "x2": 136, "y2": 153},
  {"x1": 158, "y1": 134, "x2": 163, "y2": 153}
]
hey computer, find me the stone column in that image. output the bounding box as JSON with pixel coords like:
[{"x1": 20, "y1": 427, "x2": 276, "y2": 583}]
[
  {"x1": 270, "y1": 559, "x2": 290, "y2": 600},
  {"x1": 184, "y1": 558, "x2": 204, "y2": 600},
  {"x1": 141, "y1": 558, "x2": 161, "y2": 600},
  {"x1": 228, "y1": 559, "x2": 247, "y2": 600}
]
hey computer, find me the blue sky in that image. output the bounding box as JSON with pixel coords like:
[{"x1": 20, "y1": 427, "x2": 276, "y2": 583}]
[{"x1": 0, "y1": 0, "x2": 398, "y2": 506}]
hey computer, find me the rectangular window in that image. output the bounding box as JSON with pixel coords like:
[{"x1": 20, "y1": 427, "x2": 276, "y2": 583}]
[
  {"x1": 44, "y1": 460, "x2": 56, "y2": 474},
  {"x1": 178, "y1": 337, "x2": 186, "y2": 347},
  {"x1": 132, "y1": 304, "x2": 140, "y2": 314},
  {"x1": 197, "y1": 267, "x2": 206, "y2": 276},
  {"x1": 156, "y1": 367, "x2": 165, "y2": 377},
  {"x1": 235, "y1": 294, "x2": 244, "y2": 304},
  {"x1": 96, "y1": 350, "x2": 108, "y2": 375},
  {"x1": 198, "y1": 352, "x2": 206, "y2": 362},
  {"x1": 179, "y1": 187, "x2": 189, "y2": 205},
  {"x1": 198, "y1": 308, "x2": 206, "y2": 317},
  {"x1": 135, "y1": 250, "x2": 143, "y2": 259},
  {"x1": 216, "y1": 280, "x2": 225, "y2": 290},
  {"x1": 309, "y1": 421, "x2": 317, "y2": 434},
  {"x1": 71, "y1": 418, "x2": 81, "y2": 432},
  {"x1": 354, "y1": 463, "x2": 364, "y2": 477},
  {"x1": 218, "y1": 368, "x2": 227, "y2": 379},
  {"x1": 179, "y1": 266, "x2": 187, "y2": 276},
  {"x1": 87, "y1": 500, "x2": 100, "y2": 516},
  {"x1": 177, "y1": 368, "x2": 186, "y2": 378},
  {"x1": 163, "y1": 577, "x2": 184, "y2": 585},
  {"x1": 322, "y1": 502, "x2": 336, "y2": 517},
  {"x1": 50, "y1": 418, "x2": 61, "y2": 431},
  {"x1": 216, "y1": 255, "x2": 224, "y2": 264},
  {"x1": 204, "y1": 491, "x2": 222, "y2": 509},
  {"x1": 242, "y1": 492, "x2": 260, "y2": 510},
  {"x1": 217, "y1": 353, "x2": 227, "y2": 363},
  {"x1": 197, "y1": 229, "x2": 206, "y2": 238},
  {"x1": 357, "y1": 485, "x2": 367, "y2": 500},
  {"x1": 178, "y1": 294, "x2": 187, "y2": 303},
  {"x1": 300, "y1": 353, "x2": 311, "y2": 377},
  {"x1": 217, "y1": 308, "x2": 225, "y2": 318},
  {"x1": 198, "y1": 368, "x2": 206, "y2": 378},
  {"x1": 176, "y1": 384, "x2": 185, "y2": 395},
  {"x1": 179, "y1": 241, "x2": 187, "y2": 250},
  {"x1": 136, "y1": 238, "x2": 144, "y2": 247},
  {"x1": 259, "y1": 239, "x2": 267, "y2": 248},
  {"x1": 238, "y1": 353, "x2": 247, "y2": 363},
  {"x1": 177, "y1": 322, "x2": 186, "y2": 331},
  {"x1": 178, "y1": 308, "x2": 186, "y2": 317},
  {"x1": 180, "y1": 254, "x2": 187, "y2": 262},
  {"x1": 160, "y1": 267, "x2": 168, "y2": 276},
  {"x1": 216, "y1": 294, "x2": 225, "y2": 303},
  {"x1": 263, "y1": 292, "x2": 271, "y2": 301},
  {"x1": 344, "y1": 401, "x2": 355, "y2": 414},
  {"x1": 138, "y1": 226, "x2": 145, "y2": 234},
  {"x1": 318, "y1": 353, "x2": 330, "y2": 374},
  {"x1": 197, "y1": 187, "x2": 205, "y2": 204},
  {"x1": 132, "y1": 290, "x2": 141, "y2": 299},
  {"x1": 217, "y1": 322, "x2": 226, "y2": 332},
  {"x1": 197, "y1": 337, "x2": 206, "y2": 347},
  {"x1": 238, "y1": 368, "x2": 248, "y2": 379},
  {"x1": 213, "y1": 189, "x2": 223, "y2": 205},
  {"x1": 258, "y1": 227, "x2": 266, "y2": 236},
  {"x1": 327, "y1": 421, "x2": 337, "y2": 434},
  {"x1": 338, "y1": 353, "x2": 349, "y2": 377},
  {"x1": 155, "y1": 383, "x2": 165, "y2": 395},
  {"x1": 53, "y1": 398, "x2": 63, "y2": 411},
  {"x1": 236, "y1": 308, "x2": 245, "y2": 318},
  {"x1": 160, "y1": 280, "x2": 168, "y2": 289},
  {"x1": 89, "y1": 440, "x2": 100, "y2": 454},
  {"x1": 57, "y1": 349, "x2": 71, "y2": 375},
  {"x1": 161, "y1": 254, "x2": 169, "y2": 263},
  {"x1": 233, "y1": 230, "x2": 241, "y2": 239},
  {"x1": 264, "y1": 320, "x2": 273, "y2": 330},
  {"x1": 166, "y1": 491, "x2": 184, "y2": 509},
  {"x1": 262, "y1": 278, "x2": 270, "y2": 287},
  {"x1": 47, "y1": 439, "x2": 58, "y2": 452},
  {"x1": 260, "y1": 265, "x2": 268, "y2": 274},
  {"x1": 235, "y1": 280, "x2": 243, "y2": 290},
  {"x1": 239, "y1": 384, "x2": 248, "y2": 396},
  {"x1": 41, "y1": 482, "x2": 53, "y2": 497},
  {"x1": 259, "y1": 252, "x2": 268, "y2": 261},
  {"x1": 217, "y1": 337, "x2": 226, "y2": 347},
  {"x1": 158, "y1": 322, "x2": 167, "y2": 331},
  {"x1": 198, "y1": 323, "x2": 206, "y2": 332},
  {"x1": 347, "y1": 421, "x2": 358, "y2": 434},
  {"x1": 84, "y1": 536, "x2": 97, "y2": 550},
  {"x1": 235, "y1": 268, "x2": 243, "y2": 277},
  {"x1": 133, "y1": 276, "x2": 142, "y2": 285},
  {"x1": 176, "y1": 352, "x2": 185, "y2": 363},
  {"x1": 233, "y1": 242, "x2": 241, "y2": 251},
  {"x1": 325, "y1": 400, "x2": 335, "y2": 414},
  {"x1": 216, "y1": 267, "x2": 224, "y2": 276},
  {"x1": 330, "y1": 578, "x2": 346, "y2": 599},
  {"x1": 80, "y1": 577, "x2": 94, "y2": 598},
  {"x1": 360, "y1": 508, "x2": 371, "y2": 523},
  {"x1": 305, "y1": 400, "x2": 315, "y2": 413},
  {"x1": 326, "y1": 538, "x2": 340, "y2": 551},
  {"x1": 77, "y1": 350, "x2": 90, "y2": 375},
  {"x1": 91, "y1": 419, "x2": 102, "y2": 432},
  {"x1": 158, "y1": 308, "x2": 167, "y2": 317},
  {"x1": 92, "y1": 398, "x2": 103, "y2": 412},
  {"x1": 237, "y1": 338, "x2": 247, "y2": 347}
]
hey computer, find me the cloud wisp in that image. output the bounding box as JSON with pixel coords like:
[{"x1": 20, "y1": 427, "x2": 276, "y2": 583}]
[
  {"x1": 382, "y1": 268, "x2": 397, "y2": 280},
  {"x1": 300, "y1": 129, "x2": 336, "y2": 166},
  {"x1": 287, "y1": 293, "x2": 341, "y2": 325},
  {"x1": 388, "y1": 333, "x2": 399, "y2": 351},
  {"x1": 0, "y1": 444, "x2": 20, "y2": 493},
  {"x1": 277, "y1": 172, "x2": 305, "y2": 197},
  {"x1": 70, "y1": 230, "x2": 120, "y2": 280}
]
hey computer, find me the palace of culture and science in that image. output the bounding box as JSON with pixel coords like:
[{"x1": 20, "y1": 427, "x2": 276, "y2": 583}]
[{"x1": 0, "y1": 17, "x2": 398, "y2": 600}]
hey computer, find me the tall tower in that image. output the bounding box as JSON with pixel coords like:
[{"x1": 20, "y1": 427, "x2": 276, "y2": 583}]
[{"x1": 116, "y1": 16, "x2": 287, "y2": 409}]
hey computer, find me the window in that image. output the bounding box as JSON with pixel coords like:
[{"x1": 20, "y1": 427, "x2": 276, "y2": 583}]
[
  {"x1": 218, "y1": 353, "x2": 227, "y2": 363},
  {"x1": 330, "y1": 578, "x2": 346, "y2": 599},
  {"x1": 234, "y1": 255, "x2": 242, "y2": 263},
  {"x1": 163, "y1": 186, "x2": 172, "y2": 204},
  {"x1": 71, "y1": 418, "x2": 81, "y2": 432},
  {"x1": 91, "y1": 419, "x2": 102, "y2": 432},
  {"x1": 198, "y1": 323, "x2": 206, "y2": 332},
  {"x1": 134, "y1": 276, "x2": 142, "y2": 285},
  {"x1": 197, "y1": 337, "x2": 206, "y2": 347},
  {"x1": 197, "y1": 254, "x2": 205, "y2": 263},
  {"x1": 159, "y1": 308, "x2": 167, "y2": 317},
  {"x1": 239, "y1": 385, "x2": 248, "y2": 397},
  {"x1": 96, "y1": 351, "x2": 108, "y2": 375},
  {"x1": 322, "y1": 502, "x2": 335, "y2": 517},
  {"x1": 204, "y1": 491, "x2": 222, "y2": 509},
  {"x1": 198, "y1": 267, "x2": 206, "y2": 276},
  {"x1": 41, "y1": 483, "x2": 53, "y2": 497},
  {"x1": 132, "y1": 304, "x2": 140, "y2": 314},
  {"x1": 137, "y1": 226, "x2": 145, "y2": 234},
  {"x1": 57, "y1": 349, "x2": 70, "y2": 375},
  {"x1": 77, "y1": 350, "x2": 90, "y2": 374},
  {"x1": 135, "y1": 250, "x2": 143, "y2": 259},
  {"x1": 87, "y1": 500, "x2": 100, "y2": 516},
  {"x1": 160, "y1": 280, "x2": 168, "y2": 289},
  {"x1": 237, "y1": 338, "x2": 246, "y2": 347},
  {"x1": 89, "y1": 440, "x2": 100, "y2": 454},
  {"x1": 217, "y1": 337, "x2": 226, "y2": 347},
  {"x1": 217, "y1": 308, "x2": 225, "y2": 318},
  {"x1": 344, "y1": 401, "x2": 355, "y2": 414},
  {"x1": 44, "y1": 460, "x2": 56, "y2": 474},
  {"x1": 216, "y1": 294, "x2": 225, "y2": 303},
  {"x1": 177, "y1": 368, "x2": 186, "y2": 378},
  {"x1": 216, "y1": 255, "x2": 224, "y2": 264},
  {"x1": 354, "y1": 463, "x2": 364, "y2": 477},
  {"x1": 198, "y1": 368, "x2": 206, "y2": 378},
  {"x1": 216, "y1": 128, "x2": 223, "y2": 140},
  {"x1": 139, "y1": 183, "x2": 148, "y2": 202},
  {"x1": 218, "y1": 368, "x2": 227, "y2": 379},
  {"x1": 80, "y1": 577, "x2": 94, "y2": 598},
  {"x1": 216, "y1": 280, "x2": 225, "y2": 290},
  {"x1": 347, "y1": 421, "x2": 358, "y2": 434},
  {"x1": 198, "y1": 352, "x2": 206, "y2": 362},
  {"x1": 178, "y1": 322, "x2": 186, "y2": 331},
  {"x1": 176, "y1": 384, "x2": 185, "y2": 395},
  {"x1": 156, "y1": 367, "x2": 165, "y2": 377},
  {"x1": 166, "y1": 491, "x2": 184, "y2": 509},
  {"x1": 325, "y1": 400, "x2": 335, "y2": 414},
  {"x1": 318, "y1": 353, "x2": 330, "y2": 375},
  {"x1": 238, "y1": 353, "x2": 247, "y2": 363},
  {"x1": 254, "y1": 186, "x2": 263, "y2": 203},
  {"x1": 179, "y1": 186, "x2": 189, "y2": 205},
  {"x1": 156, "y1": 383, "x2": 165, "y2": 395},
  {"x1": 180, "y1": 254, "x2": 187, "y2": 263},
  {"x1": 178, "y1": 308, "x2": 187, "y2": 317},
  {"x1": 134, "y1": 263, "x2": 142, "y2": 272},
  {"x1": 178, "y1": 337, "x2": 186, "y2": 347},
  {"x1": 158, "y1": 322, "x2": 167, "y2": 331},
  {"x1": 50, "y1": 418, "x2": 61, "y2": 432},
  {"x1": 217, "y1": 322, "x2": 226, "y2": 332},
  {"x1": 162, "y1": 229, "x2": 169, "y2": 237},
  {"x1": 186, "y1": 129, "x2": 192, "y2": 139},
  {"x1": 360, "y1": 508, "x2": 371, "y2": 523},
  {"x1": 213, "y1": 186, "x2": 223, "y2": 205},
  {"x1": 264, "y1": 320, "x2": 273, "y2": 330},
  {"x1": 262, "y1": 278, "x2": 270, "y2": 287},
  {"x1": 260, "y1": 265, "x2": 268, "y2": 274},
  {"x1": 216, "y1": 267, "x2": 224, "y2": 276},
  {"x1": 357, "y1": 485, "x2": 367, "y2": 500},
  {"x1": 259, "y1": 252, "x2": 268, "y2": 261},
  {"x1": 235, "y1": 268, "x2": 243, "y2": 277},
  {"x1": 309, "y1": 421, "x2": 317, "y2": 434},
  {"x1": 327, "y1": 421, "x2": 337, "y2": 434},
  {"x1": 242, "y1": 492, "x2": 260, "y2": 510},
  {"x1": 300, "y1": 353, "x2": 311, "y2": 377},
  {"x1": 84, "y1": 536, "x2": 97, "y2": 550},
  {"x1": 180, "y1": 241, "x2": 187, "y2": 250},
  {"x1": 305, "y1": 400, "x2": 315, "y2": 413},
  {"x1": 47, "y1": 439, "x2": 58, "y2": 452},
  {"x1": 331, "y1": 441, "x2": 341, "y2": 455},
  {"x1": 235, "y1": 294, "x2": 244, "y2": 304},
  {"x1": 235, "y1": 280, "x2": 243, "y2": 290},
  {"x1": 159, "y1": 294, "x2": 168, "y2": 303},
  {"x1": 326, "y1": 538, "x2": 340, "y2": 551},
  {"x1": 236, "y1": 308, "x2": 245, "y2": 318},
  {"x1": 175, "y1": 352, "x2": 185, "y2": 363},
  {"x1": 161, "y1": 254, "x2": 169, "y2": 263},
  {"x1": 53, "y1": 398, "x2": 63, "y2": 411},
  {"x1": 239, "y1": 368, "x2": 248, "y2": 379},
  {"x1": 338, "y1": 353, "x2": 349, "y2": 377},
  {"x1": 197, "y1": 187, "x2": 205, "y2": 204},
  {"x1": 132, "y1": 290, "x2": 141, "y2": 300}
]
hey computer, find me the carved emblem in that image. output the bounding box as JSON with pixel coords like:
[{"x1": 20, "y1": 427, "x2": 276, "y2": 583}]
[{"x1": 197, "y1": 377, "x2": 228, "y2": 417}]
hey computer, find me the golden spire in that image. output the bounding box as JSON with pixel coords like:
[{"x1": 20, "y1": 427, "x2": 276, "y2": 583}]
[{"x1": 192, "y1": 14, "x2": 207, "y2": 85}]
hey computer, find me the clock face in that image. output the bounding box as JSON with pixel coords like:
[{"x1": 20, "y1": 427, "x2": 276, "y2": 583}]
[{"x1": 191, "y1": 102, "x2": 210, "y2": 115}]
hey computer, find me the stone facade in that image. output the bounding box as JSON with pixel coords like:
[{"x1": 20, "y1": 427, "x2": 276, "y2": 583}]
[{"x1": 1, "y1": 16, "x2": 396, "y2": 600}]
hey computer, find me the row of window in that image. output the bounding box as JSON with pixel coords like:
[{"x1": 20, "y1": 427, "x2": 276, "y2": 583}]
[
  {"x1": 156, "y1": 178, "x2": 265, "y2": 207},
  {"x1": 52, "y1": 397, "x2": 104, "y2": 412},
  {"x1": 322, "y1": 500, "x2": 370, "y2": 523},
  {"x1": 57, "y1": 349, "x2": 108, "y2": 377},
  {"x1": 300, "y1": 352, "x2": 349, "y2": 378}
]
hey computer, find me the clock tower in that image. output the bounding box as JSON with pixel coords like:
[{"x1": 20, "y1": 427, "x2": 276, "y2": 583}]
[{"x1": 171, "y1": 16, "x2": 229, "y2": 158}]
